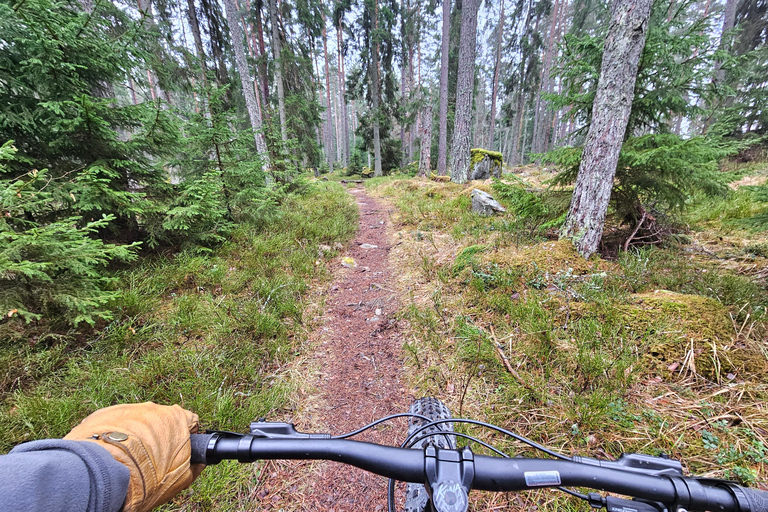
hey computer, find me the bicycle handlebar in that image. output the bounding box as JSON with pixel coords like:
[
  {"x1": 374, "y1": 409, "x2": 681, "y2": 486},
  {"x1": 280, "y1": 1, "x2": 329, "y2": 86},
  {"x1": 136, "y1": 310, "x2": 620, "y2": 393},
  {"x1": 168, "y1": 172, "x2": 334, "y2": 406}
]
[{"x1": 190, "y1": 432, "x2": 768, "y2": 512}]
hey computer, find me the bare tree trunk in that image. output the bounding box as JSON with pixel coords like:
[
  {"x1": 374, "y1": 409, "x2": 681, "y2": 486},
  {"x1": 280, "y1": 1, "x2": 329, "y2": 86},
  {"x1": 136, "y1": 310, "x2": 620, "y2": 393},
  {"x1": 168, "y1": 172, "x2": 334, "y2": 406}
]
[
  {"x1": 322, "y1": 7, "x2": 335, "y2": 169},
  {"x1": 532, "y1": 0, "x2": 561, "y2": 155},
  {"x1": 449, "y1": 0, "x2": 479, "y2": 183},
  {"x1": 489, "y1": 0, "x2": 505, "y2": 151},
  {"x1": 560, "y1": 0, "x2": 651, "y2": 258},
  {"x1": 351, "y1": 100, "x2": 358, "y2": 152},
  {"x1": 201, "y1": 0, "x2": 231, "y2": 93},
  {"x1": 519, "y1": 95, "x2": 529, "y2": 163},
  {"x1": 437, "y1": 0, "x2": 451, "y2": 175},
  {"x1": 400, "y1": 0, "x2": 407, "y2": 168},
  {"x1": 222, "y1": 0, "x2": 271, "y2": 169},
  {"x1": 334, "y1": 75, "x2": 342, "y2": 163},
  {"x1": 338, "y1": 18, "x2": 350, "y2": 167},
  {"x1": 473, "y1": 84, "x2": 486, "y2": 147},
  {"x1": 254, "y1": 0, "x2": 270, "y2": 110},
  {"x1": 268, "y1": 0, "x2": 287, "y2": 142},
  {"x1": 408, "y1": 39, "x2": 417, "y2": 162},
  {"x1": 510, "y1": 90, "x2": 525, "y2": 165},
  {"x1": 137, "y1": 0, "x2": 170, "y2": 103},
  {"x1": 233, "y1": 0, "x2": 266, "y2": 124},
  {"x1": 372, "y1": 0, "x2": 383, "y2": 177},
  {"x1": 419, "y1": 104, "x2": 433, "y2": 176}
]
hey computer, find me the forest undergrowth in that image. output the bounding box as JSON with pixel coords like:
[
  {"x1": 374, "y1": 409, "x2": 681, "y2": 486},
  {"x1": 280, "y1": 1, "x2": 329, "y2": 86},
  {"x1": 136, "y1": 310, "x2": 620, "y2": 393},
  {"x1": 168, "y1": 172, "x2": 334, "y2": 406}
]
[
  {"x1": 0, "y1": 183, "x2": 357, "y2": 510},
  {"x1": 368, "y1": 159, "x2": 768, "y2": 510}
]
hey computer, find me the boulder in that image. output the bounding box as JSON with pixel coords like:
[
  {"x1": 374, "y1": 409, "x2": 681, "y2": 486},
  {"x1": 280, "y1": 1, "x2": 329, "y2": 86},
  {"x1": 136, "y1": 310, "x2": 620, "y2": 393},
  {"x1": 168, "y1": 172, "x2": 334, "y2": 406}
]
[
  {"x1": 469, "y1": 148, "x2": 503, "y2": 180},
  {"x1": 471, "y1": 189, "x2": 506, "y2": 216}
]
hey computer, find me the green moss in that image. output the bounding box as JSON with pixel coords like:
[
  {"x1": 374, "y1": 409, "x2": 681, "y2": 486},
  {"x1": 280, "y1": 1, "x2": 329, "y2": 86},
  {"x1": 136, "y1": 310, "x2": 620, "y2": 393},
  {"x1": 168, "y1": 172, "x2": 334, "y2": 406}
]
[
  {"x1": 453, "y1": 244, "x2": 488, "y2": 275},
  {"x1": 616, "y1": 291, "x2": 768, "y2": 381},
  {"x1": 485, "y1": 239, "x2": 615, "y2": 276},
  {"x1": 471, "y1": 148, "x2": 503, "y2": 165}
]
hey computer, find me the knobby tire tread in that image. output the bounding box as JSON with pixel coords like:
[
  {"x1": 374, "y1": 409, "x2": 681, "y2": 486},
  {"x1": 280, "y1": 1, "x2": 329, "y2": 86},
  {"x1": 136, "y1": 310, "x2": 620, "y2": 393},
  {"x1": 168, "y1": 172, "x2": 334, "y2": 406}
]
[{"x1": 403, "y1": 398, "x2": 455, "y2": 512}]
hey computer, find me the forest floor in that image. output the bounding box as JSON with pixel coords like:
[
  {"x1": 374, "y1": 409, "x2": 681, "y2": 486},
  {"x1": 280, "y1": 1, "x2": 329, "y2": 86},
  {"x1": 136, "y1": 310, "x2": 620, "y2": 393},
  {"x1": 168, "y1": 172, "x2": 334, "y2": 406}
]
[{"x1": 253, "y1": 185, "x2": 413, "y2": 511}]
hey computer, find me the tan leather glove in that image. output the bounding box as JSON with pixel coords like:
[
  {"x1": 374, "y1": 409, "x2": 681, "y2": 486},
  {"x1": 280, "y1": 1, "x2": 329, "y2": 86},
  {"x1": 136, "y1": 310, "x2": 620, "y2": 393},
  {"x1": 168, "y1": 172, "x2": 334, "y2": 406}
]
[{"x1": 64, "y1": 402, "x2": 204, "y2": 512}]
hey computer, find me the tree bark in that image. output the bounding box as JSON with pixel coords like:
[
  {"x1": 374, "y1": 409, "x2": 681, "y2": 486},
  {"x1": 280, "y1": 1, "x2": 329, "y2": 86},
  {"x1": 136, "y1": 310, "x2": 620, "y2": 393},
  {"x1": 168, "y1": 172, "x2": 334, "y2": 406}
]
[
  {"x1": 449, "y1": 0, "x2": 480, "y2": 183},
  {"x1": 222, "y1": 0, "x2": 271, "y2": 169},
  {"x1": 437, "y1": 0, "x2": 451, "y2": 175},
  {"x1": 408, "y1": 38, "x2": 416, "y2": 163},
  {"x1": 337, "y1": 17, "x2": 350, "y2": 167},
  {"x1": 532, "y1": 0, "x2": 561, "y2": 155},
  {"x1": 268, "y1": 0, "x2": 288, "y2": 142},
  {"x1": 372, "y1": 0, "x2": 383, "y2": 177},
  {"x1": 510, "y1": 90, "x2": 525, "y2": 164},
  {"x1": 254, "y1": 0, "x2": 270, "y2": 110},
  {"x1": 400, "y1": 0, "x2": 407, "y2": 168},
  {"x1": 560, "y1": 0, "x2": 651, "y2": 258},
  {"x1": 489, "y1": 0, "x2": 505, "y2": 151},
  {"x1": 322, "y1": 5, "x2": 335, "y2": 169},
  {"x1": 418, "y1": 104, "x2": 433, "y2": 176}
]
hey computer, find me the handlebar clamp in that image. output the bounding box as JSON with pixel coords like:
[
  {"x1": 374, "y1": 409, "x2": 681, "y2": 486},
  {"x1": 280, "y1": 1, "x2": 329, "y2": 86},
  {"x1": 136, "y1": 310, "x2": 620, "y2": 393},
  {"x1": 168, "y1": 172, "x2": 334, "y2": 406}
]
[{"x1": 424, "y1": 444, "x2": 475, "y2": 512}]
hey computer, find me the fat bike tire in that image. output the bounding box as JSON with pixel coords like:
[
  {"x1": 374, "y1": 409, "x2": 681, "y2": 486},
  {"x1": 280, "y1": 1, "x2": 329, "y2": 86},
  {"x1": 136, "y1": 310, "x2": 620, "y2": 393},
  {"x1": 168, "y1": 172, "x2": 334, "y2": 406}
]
[{"x1": 403, "y1": 398, "x2": 456, "y2": 512}]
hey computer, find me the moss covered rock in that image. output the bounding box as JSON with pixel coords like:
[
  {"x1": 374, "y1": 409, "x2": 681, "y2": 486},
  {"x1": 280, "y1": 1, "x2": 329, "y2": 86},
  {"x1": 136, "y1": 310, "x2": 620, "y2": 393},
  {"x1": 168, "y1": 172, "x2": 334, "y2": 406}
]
[{"x1": 470, "y1": 148, "x2": 503, "y2": 180}]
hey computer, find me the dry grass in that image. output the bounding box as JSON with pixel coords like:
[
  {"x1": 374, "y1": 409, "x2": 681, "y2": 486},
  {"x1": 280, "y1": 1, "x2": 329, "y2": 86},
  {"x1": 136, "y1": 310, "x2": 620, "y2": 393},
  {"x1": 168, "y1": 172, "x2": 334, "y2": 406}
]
[{"x1": 370, "y1": 173, "x2": 768, "y2": 501}]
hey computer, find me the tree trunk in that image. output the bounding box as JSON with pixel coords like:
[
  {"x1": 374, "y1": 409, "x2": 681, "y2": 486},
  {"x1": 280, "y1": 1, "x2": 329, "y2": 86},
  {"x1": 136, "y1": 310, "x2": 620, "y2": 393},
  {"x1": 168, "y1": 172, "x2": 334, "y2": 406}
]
[
  {"x1": 437, "y1": 0, "x2": 451, "y2": 175},
  {"x1": 532, "y1": 0, "x2": 561, "y2": 155},
  {"x1": 338, "y1": 17, "x2": 350, "y2": 167},
  {"x1": 372, "y1": 0, "x2": 383, "y2": 177},
  {"x1": 560, "y1": 0, "x2": 651, "y2": 258},
  {"x1": 408, "y1": 37, "x2": 417, "y2": 162},
  {"x1": 334, "y1": 74, "x2": 342, "y2": 163},
  {"x1": 254, "y1": 0, "x2": 270, "y2": 110},
  {"x1": 400, "y1": 0, "x2": 407, "y2": 168},
  {"x1": 322, "y1": 6, "x2": 335, "y2": 169},
  {"x1": 473, "y1": 84, "x2": 485, "y2": 147},
  {"x1": 201, "y1": 0, "x2": 231, "y2": 94},
  {"x1": 235, "y1": 0, "x2": 264, "y2": 120},
  {"x1": 268, "y1": 0, "x2": 288, "y2": 142},
  {"x1": 489, "y1": 0, "x2": 505, "y2": 151},
  {"x1": 419, "y1": 104, "x2": 433, "y2": 176},
  {"x1": 222, "y1": 0, "x2": 271, "y2": 169},
  {"x1": 449, "y1": 0, "x2": 479, "y2": 184},
  {"x1": 136, "y1": 0, "x2": 170, "y2": 103},
  {"x1": 715, "y1": 0, "x2": 737, "y2": 85}
]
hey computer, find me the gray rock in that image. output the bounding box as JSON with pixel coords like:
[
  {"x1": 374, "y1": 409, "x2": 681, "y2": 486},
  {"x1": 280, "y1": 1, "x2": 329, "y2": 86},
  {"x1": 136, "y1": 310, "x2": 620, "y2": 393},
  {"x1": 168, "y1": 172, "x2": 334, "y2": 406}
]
[
  {"x1": 471, "y1": 158, "x2": 491, "y2": 180},
  {"x1": 469, "y1": 149, "x2": 503, "y2": 180},
  {"x1": 471, "y1": 189, "x2": 506, "y2": 216}
]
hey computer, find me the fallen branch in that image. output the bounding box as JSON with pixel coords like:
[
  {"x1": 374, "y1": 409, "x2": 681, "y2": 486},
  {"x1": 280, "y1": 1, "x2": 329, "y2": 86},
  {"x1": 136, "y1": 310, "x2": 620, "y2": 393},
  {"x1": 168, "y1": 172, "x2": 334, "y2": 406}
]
[
  {"x1": 489, "y1": 326, "x2": 536, "y2": 392},
  {"x1": 623, "y1": 208, "x2": 648, "y2": 252}
]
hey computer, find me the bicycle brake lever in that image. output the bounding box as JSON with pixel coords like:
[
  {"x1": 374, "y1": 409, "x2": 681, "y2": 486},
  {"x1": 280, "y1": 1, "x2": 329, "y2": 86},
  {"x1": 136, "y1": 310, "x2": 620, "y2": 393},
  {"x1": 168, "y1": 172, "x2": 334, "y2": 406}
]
[{"x1": 249, "y1": 421, "x2": 331, "y2": 439}]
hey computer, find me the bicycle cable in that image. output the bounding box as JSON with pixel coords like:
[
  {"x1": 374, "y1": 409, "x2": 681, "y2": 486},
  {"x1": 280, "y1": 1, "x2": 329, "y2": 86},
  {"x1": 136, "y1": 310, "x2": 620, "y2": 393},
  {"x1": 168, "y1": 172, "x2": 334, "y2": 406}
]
[
  {"x1": 405, "y1": 418, "x2": 572, "y2": 461},
  {"x1": 331, "y1": 413, "x2": 437, "y2": 439}
]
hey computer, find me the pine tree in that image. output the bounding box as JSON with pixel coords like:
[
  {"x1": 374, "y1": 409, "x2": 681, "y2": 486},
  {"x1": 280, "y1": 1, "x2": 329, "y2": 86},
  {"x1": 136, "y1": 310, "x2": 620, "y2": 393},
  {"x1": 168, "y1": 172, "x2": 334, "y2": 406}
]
[
  {"x1": 560, "y1": 0, "x2": 652, "y2": 258},
  {"x1": 450, "y1": 0, "x2": 480, "y2": 183}
]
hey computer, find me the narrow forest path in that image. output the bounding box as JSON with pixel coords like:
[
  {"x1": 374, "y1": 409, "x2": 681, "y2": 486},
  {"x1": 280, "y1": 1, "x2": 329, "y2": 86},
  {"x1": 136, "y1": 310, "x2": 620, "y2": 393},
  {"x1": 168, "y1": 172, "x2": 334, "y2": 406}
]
[{"x1": 252, "y1": 184, "x2": 413, "y2": 511}]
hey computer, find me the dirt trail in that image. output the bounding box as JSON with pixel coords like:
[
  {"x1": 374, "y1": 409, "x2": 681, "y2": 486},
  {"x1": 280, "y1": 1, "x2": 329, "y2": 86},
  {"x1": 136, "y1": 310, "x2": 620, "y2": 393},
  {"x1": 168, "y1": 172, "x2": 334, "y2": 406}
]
[{"x1": 254, "y1": 185, "x2": 413, "y2": 511}]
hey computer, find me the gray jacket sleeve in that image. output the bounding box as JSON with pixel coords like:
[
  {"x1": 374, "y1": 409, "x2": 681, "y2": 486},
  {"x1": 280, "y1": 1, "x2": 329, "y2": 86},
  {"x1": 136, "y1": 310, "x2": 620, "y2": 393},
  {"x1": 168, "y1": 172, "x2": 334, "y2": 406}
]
[{"x1": 1, "y1": 439, "x2": 130, "y2": 512}]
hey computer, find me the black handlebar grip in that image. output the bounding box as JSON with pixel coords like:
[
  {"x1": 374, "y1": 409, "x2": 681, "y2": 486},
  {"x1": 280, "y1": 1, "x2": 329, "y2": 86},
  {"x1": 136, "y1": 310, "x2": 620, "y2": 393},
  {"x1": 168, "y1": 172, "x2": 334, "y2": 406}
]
[
  {"x1": 742, "y1": 488, "x2": 768, "y2": 512},
  {"x1": 190, "y1": 433, "x2": 214, "y2": 465}
]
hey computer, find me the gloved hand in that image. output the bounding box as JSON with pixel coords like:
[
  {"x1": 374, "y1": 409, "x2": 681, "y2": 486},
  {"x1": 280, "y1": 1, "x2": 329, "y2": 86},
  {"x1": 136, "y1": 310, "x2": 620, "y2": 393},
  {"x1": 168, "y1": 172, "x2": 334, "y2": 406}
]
[{"x1": 64, "y1": 402, "x2": 204, "y2": 512}]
